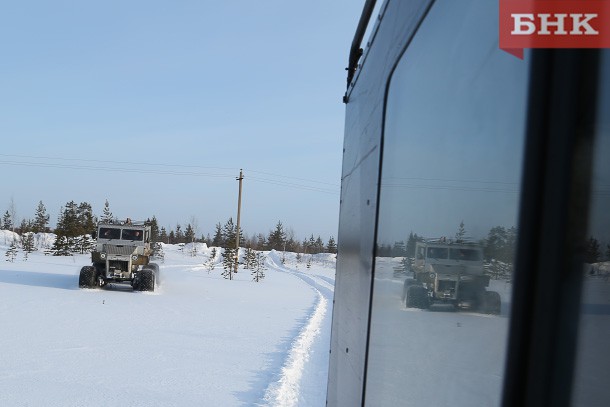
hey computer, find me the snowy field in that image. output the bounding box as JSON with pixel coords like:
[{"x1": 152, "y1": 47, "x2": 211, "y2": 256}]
[
  {"x1": 2, "y1": 230, "x2": 608, "y2": 406},
  {"x1": 0, "y1": 231, "x2": 335, "y2": 407}
]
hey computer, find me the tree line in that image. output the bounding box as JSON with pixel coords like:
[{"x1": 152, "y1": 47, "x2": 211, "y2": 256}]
[
  {"x1": 2, "y1": 199, "x2": 338, "y2": 255},
  {"x1": 378, "y1": 222, "x2": 610, "y2": 264}
]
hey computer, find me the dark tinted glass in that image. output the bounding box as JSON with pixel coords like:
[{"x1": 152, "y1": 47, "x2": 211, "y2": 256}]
[
  {"x1": 99, "y1": 228, "x2": 121, "y2": 239},
  {"x1": 365, "y1": 0, "x2": 529, "y2": 404},
  {"x1": 122, "y1": 229, "x2": 144, "y2": 241},
  {"x1": 571, "y1": 49, "x2": 610, "y2": 407}
]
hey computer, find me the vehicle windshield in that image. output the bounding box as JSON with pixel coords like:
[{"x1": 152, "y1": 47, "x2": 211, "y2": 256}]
[
  {"x1": 122, "y1": 229, "x2": 144, "y2": 241},
  {"x1": 449, "y1": 248, "x2": 482, "y2": 261},
  {"x1": 99, "y1": 227, "x2": 121, "y2": 239}
]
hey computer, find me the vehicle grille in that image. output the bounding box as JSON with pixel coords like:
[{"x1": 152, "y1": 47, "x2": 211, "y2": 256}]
[
  {"x1": 103, "y1": 244, "x2": 136, "y2": 255},
  {"x1": 438, "y1": 280, "x2": 457, "y2": 292},
  {"x1": 108, "y1": 260, "x2": 128, "y2": 273}
]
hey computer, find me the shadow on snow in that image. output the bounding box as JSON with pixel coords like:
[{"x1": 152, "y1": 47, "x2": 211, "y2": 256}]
[{"x1": 0, "y1": 269, "x2": 78, "y2": 290}]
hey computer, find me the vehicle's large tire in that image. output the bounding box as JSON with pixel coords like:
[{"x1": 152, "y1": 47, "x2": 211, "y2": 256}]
[
  {"x1": 136, "y1": 269, "x2": 155, "y2": 292},
  {"x1": 402, "y1": 278, "x2": 418, "y2": 301},
  {"x1": 406, "y1": 285, "x2": 429, "y2": 309},
  {"x1": 147, "y1": 262, "x2": 160, "y2": 284},
  {"x1": 479, "y1": 291, "x2": 501, "y2": 314},
  {"x1": 79, "y1": 266, "x2": 97, "y2": 288}
]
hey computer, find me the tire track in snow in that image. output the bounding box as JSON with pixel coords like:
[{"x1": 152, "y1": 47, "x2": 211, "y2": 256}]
[
  {"x1": 261, "y1": 287, "x2": 328, "y2": 407},
  {"x1": 260, "y1": 258, "x2": 334, "y2": 407}
]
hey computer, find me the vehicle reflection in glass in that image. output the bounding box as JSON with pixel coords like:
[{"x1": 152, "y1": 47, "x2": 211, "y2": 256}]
[{"x1": 364, "y1": 0, "x2": 528, "y2": 405}]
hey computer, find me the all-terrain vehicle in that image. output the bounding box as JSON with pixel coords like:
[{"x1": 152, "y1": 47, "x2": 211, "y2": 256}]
[
  {"x1": 402, "y1": 240, "x2": 500, "y2": 314},
  {"x1": 79, "y1": 220, "x2": 159, "y2": 291}
]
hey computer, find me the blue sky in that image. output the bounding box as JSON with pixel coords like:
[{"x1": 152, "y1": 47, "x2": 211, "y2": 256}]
[
  {"x1": 376, "y1": 0, "x2": 529, "y2": 243},
  {"x1": 0, "y1": 0, "x2": 363, "y2": 241}
]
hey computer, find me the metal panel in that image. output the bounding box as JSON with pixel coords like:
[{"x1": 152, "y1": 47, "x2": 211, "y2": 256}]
[
  {"x1": 103, "y1": 244, "x2": 136, "y2": 255},
  {"x1": 327, "y1": 1, "x2": 434, "y2": 405}
]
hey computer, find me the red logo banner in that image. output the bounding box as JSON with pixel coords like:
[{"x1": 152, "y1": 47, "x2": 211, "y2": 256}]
[{"x1": 499, "y1": 0, "x2": 610, "y2": 58}]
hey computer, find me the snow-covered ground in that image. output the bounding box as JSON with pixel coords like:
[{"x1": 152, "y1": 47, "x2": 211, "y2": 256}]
[
  {"x1": 0, "y1": 231, "x2": 335, "y2": 407},
  {"x1": 2, "y1": 230, "x2": 608, "y2": 406}
]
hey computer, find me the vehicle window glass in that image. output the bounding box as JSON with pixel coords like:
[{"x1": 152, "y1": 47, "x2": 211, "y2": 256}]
[
  {"x1": 122, "y1": 229, "x2": 143, "y2": 241},
  {"x1": 365, "y1": 0, "x2": 529, "y2": 405},
  {"x1": 427, "y1": 247, "x2": 448, "y2": 259},
  {"x1": 571, "y1": 49, "x2": 610, "y2": 406},
  {"x1": 99, "y1": 228, "x2": 120, "y2": 239},
  {"x1": 449, "y1": 248, "x2": 482, "y2": 261}
]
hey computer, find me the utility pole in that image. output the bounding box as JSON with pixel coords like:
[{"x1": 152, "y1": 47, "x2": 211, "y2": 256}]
[{"x1": 234, "y1": 169, "x2": 244, "y2": 276}]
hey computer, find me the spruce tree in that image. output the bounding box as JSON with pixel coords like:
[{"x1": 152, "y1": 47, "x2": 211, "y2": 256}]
[
  {"x1": 223, "y1": 218, "x2": 236, "y2": 247},
  {"x1": 485, "y1": 226, "x2": 508, "y2": 262},
  {"x1": 308, "y1": 235, "x2": 317, "y2": 254},
  {"x1": 301, "y1": 239, "x2": 311, "y2": 253},
  {"x1": 206, "y1": 247, "x2": 217, "y2": 273},
  {"x1": 55, "y1": 202, "x2": 77, "y2": 236},
  {"x1": 244, "y1": 247, "x2": 256, "y2": 269},
  {"x1": 252, "y1": 252, "x2": 266, "y2": 282},
  {"x1": 326, "y1": 236, "x2": 337, "y2": 254},
  {"x1": 51, "y1": 235, "x2": 73, "y2": 256},
  {"x1": 19, "y1": 218, "x2": 32, "y2": 234},
  {"x1": 285, "y1": 237, "x2": 299, "y2": 252},
  {"x1": 148, "y1": 216, "x2": 160, "y2": 242},
  {"x1": 100, "y1": 199, "x2": 114, "y2": 223},
  {"x1": 33, "y1": 201, "x2": 49, "y2": 233},
  {"x1": 267, "y1": 221, "x2": 286, "y2": 251},
  {"x1": 212, "y1": 223, "x2": 224, "y2": 247},
  {"x1": 77, "y1": 202, "x2": 96, "y2": 236},
  {"x1": 74, "y1": 235, "x2": 95, "y2": 254},
  {"x1": 153, "y1": 242, "x2": 165, "y2": 262},
  {"x1": 222, "y1": 247, "x2": 236, "y2": 279},
  {"x1": 51, "y1": 201, "x2": 95, "y2": 254},
  {"x1": 185, "y1": 224, "x2": 195, "y2": 243},
  {"x1": 315, "y1": 236, "x2": 325, "y2": 254},
  {"x1": 455, "y1": 220, "x2": 466, "y2": 243},
  {"x1": 22, "y1": 232, "x2": 36, "y2": 257},
  {"x1": 159, "y1": 227, "x2": 168, "y2": 243},
  {"x1": 5, "y1": 239, "x2": 18, "y2": 262},
  {"x1": 175, "y1": 224, "x2": 184, "y2": 243},
  {"x1": 2, "y1": 210, "x2": 12, "y2": 230},
  {"x1": 406, "y1": 232, "x2": 418, "y2": 258}
]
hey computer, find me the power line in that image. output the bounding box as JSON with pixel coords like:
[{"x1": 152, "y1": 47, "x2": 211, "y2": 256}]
[
  {"x1": 0, "y1": 160, "x2": 235, "y2": 178},
  {"x1": 0, "y1": 153, "x2": 234, "y2": 172},
  {"x1": 248, "y1": 177, "x2": 339, "y2": 195},
  {"x1": 0, "y1": 153, "x2": 341, "y2": 189},
  {"x1": 0, "y1": 155, "x2": 341, "y2": 195},
  {"x1": 247, "y1": 169, "x2": 340, "y2": 187}
]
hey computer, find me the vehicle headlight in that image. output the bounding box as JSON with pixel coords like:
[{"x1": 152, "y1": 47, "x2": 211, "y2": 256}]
[
  {"x1": 100, "y1": 253, "x2": 106, "y2": 259},
  {"x1": 429, "y1": 272, "x2": 436, "y2": 279},
  {"x1": 132, "y1": 255, "x2": 138, "y2": 261}
]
